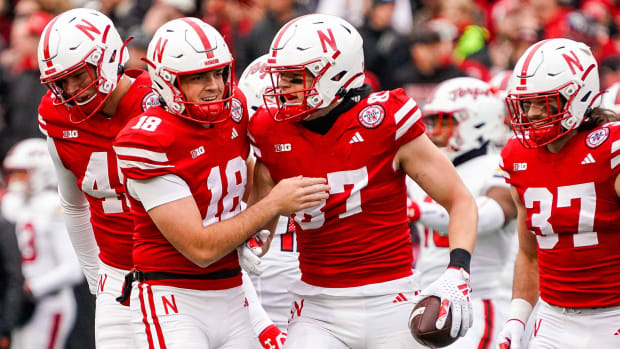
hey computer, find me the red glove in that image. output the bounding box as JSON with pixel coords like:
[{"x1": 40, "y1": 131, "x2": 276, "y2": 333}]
[
  {"x1": 258, "y1": 324, "x2": 286, "y2": 349},
  {"x1": 407, "y1": 196, "x2": 421, "y2": 223}
]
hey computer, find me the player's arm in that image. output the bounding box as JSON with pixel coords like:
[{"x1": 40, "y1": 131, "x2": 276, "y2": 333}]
[
  {"x1": 143, "y1": 173, "x2": 328, "y2": 268},
  {"x1": 415, "y1": 185, "x2": 516, "y2": 236},
  {"x1": 396, "y1": 134, "x2": 477, "y2": 253},
  {"x1": 28, "y1": 211, "x2": 83, "y2": 298},
  {"x1": 510, "y1": 185, "x2": 539, "y2": 308},
  {"x1": 614, "y1": 172, "x2": 620, "y2": 198},
  {"x1": 47, "y1": 137, "x2": 100, "y2": 294},
  {"x1": 397, "y1": 134, "x2": 476, "y2": 338},
  {"x1": 496, "y1": 186, "x2": 538, "y2": 349}
]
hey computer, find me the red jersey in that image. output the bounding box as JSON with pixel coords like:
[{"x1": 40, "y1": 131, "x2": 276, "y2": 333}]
[
  {"x1": 38, "y1": 69, "x2": 158, "y2": 270},
  {"x1": 248, "y1": 88, "x2": 424, "y2": 288},
  {"x1": 114, "y1": 94, "x2": 250, "y2": 290},
  {"x1": 500, "y1": 122, "x2": 620, "y2": 308}
]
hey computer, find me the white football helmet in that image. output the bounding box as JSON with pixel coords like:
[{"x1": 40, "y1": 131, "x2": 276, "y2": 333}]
[
  {"x1": 264, "y1": 14, "x2": 365, "y2": 122},
  {"x1": 238, "y1": 54, "x2": 276, "y2": 118},
  {"x1": 600, "y1": 82, "x2": 620, "y2": 116},
  {"x1": 423, "y1": 77, "x2": 508, "y2": 160},
  {"x1": 145, "y1": 17, "x2": 234, "y2": 124},
  {"x1": 506, "y1": 38, "x2": 600, "y2": 148},
  {"x1": 3, "y1": 138, "x2": 57, "y2": 195},
  {"x1": 38, "y1": 8, "x2": 129, "y2": 123}
]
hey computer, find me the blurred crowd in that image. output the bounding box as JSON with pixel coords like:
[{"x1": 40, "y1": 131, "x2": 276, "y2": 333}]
[{"x1": 1, "y1": 0, "x2": 620, "y2": 161}]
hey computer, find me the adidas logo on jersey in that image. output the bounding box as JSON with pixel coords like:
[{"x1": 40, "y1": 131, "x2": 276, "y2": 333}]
[
  {"x1": 349, "y1": 132, "x2": 364, "y2": 144},
  {"x1": 392, "y1": 293, "x2": 409, "y2": 303},
  {"x1": 231, "y1": 127, "x2": 238, "y2": 140},
  {"x1": 581, "y1": 153, "x2": 596, "y2": 164}
]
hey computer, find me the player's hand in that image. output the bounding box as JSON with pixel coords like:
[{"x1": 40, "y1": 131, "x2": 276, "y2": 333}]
[
  {"x1": 237, "y1": 243, "x2": 264, "y2": 276},
  {"x1": 258, "y1": 324, "x2": 287, "y2": 349},
  {"x1": 268, "y1": 176, "x2": 329, "y2": 216},
  {"x1": 247, "y1": 229, "x2": 273, "y2": 257},
  {"x1": 496, "y1": 319, "x2": 526, "y2": 349},
  {"x1": 406, "y1": 197, "x2": 421, "y2": 222},
  {"x1": 415, "y1": 267, "x2": 473, "y2": 338}
]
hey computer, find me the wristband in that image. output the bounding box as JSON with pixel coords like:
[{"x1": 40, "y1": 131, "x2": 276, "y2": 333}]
[
  {"x1": 448, "y1": 248, "x2": 471, "y2": 273},
  {"x1": 508, "y1": 298, "x2": 533, "y2": 324}
]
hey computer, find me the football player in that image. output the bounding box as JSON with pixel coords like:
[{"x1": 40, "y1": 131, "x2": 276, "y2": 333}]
[
  {"x1": 3, "y1": 139, "x2": 83, "y2": 349},
  {"x1": 239, "y1": 53, "x2": 300, "y2": 349},
  {"x1": 496, "y1": 38, "x2": 620, "y2": 349},
  {"x1": 409, "y1": 77, "x2": 517, "y2": 349},
  {"x1": 36, "y1": 8, "x2": 160, "y2": 348},
  {"x1": 248, "y1": 14, "x2": 478, "y2": 348},
  {"x1": 112, "y1": 18, "x2": 328, "y2": 348}
]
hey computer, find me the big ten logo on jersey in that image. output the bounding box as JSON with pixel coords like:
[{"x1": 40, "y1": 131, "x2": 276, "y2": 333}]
[
  {"x1": 274, "y1": 143, "x2": 291, "y2": 152},
  {"x1": 63, "y1": 130, "x2": 79, "y2": 139},
  {"x1": 191, "y1": 146, "x2": 205, "y2": 159},
  {"x1": 280, "y1": 217, "x2": 298, "y2": 252},
  {"x1": 294, "y1": 167, "x2": 368, "y2": 230},
  {"x1": 421, "y1": 196, "x2": 449, "y2": 248}
]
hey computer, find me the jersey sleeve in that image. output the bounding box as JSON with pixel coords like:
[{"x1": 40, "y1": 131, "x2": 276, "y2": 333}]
[
  {"x1": 387, "y1": 88, "x2": 426, "y2": 148},
  {"x1": 114, "y1": 113, "x2": 176, "y2": 181},
  {"x1": 499, "y1": 138, "x2": 519, "y2": 185},
  {"x1": 608, "y1": 122, "x2": 620, "y2": 178},
  {"x1": 37, "y1": 92, "x2": 56, "y2": 137},
  {"x1": 247, "y1": 107, "x2": 272, "y2": 162}
]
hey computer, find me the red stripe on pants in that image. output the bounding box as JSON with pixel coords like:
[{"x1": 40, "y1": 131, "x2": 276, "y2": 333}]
[
  {"x1": 139, "y1": 283, "x2": 156, "y2": 349},
  {"x1": 477, "y1": 299, "x2": 494, "y2": 349},
  {"x1": 47, "y1": 313, "x2": 62, "y2": 349}
]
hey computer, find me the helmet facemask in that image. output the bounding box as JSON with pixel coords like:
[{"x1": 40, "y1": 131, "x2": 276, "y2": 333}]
[
  {"x1": 423, "y1": 111, "x2": 457, "y2": 148},
  {"x1": 42, "y1": 48, "x2": 112, "y2": 123},
  {"x1": 506, "y1": 88, "x2": 572, "y2": 148},
  {"x1": 157, "y1": 62, "x2": 234, "y2": 124},
  {"x1": 38, "y1": 9, "x2": 129, "y2": 124},
  {"x1": 263, "y1": 61, "x2": 326, "y2": 122}
]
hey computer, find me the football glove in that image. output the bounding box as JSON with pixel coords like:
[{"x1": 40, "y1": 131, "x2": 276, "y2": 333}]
[
  {"x1": 237, "y1": 243, "x2": 263, "y2": 276},
  {"x1": 258, "y1": 324, "x2": 286, "y2": 349},
  {"x1": 416, "y1": 267, "x2": 473, "y2": 338},
  {"x1": 496, "y1": 319, "x2": 526, "y2": 349}
]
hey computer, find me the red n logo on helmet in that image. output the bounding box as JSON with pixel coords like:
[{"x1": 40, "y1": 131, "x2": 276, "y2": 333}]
[
  {"x1": 317, "y1": 29, "x2": 337, "y2": 53},
  {"x1": 152, "y1": 37, "x2": 168, "y2": 63},
  {"x1": 562, "y1": 51, "x2": 584, "y2": 75},
  {"x1": 75, "y1": 19, "x2": 101, "y2": 41}
]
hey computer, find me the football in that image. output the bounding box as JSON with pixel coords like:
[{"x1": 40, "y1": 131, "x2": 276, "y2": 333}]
[{"x1": 409, "y1": 296, "x2": 456, "y2": 348}]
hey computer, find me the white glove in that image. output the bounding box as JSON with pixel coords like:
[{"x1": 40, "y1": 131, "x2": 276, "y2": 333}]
[
  {"x1": 496, "y1": 298, "x2": 532, "y2": 349},
  {"x1": 237, "y1": 230, "x2": 271, "y2": 275},
  {"x1": 247, "y1": 229, "x2": 271, "y2": 256},
  {"x1": 415, "y1": 267, "x2": 473, "y2": 338},
  {"x1": 496, "y1": 319, "x2": 526, "y2": 349}
]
